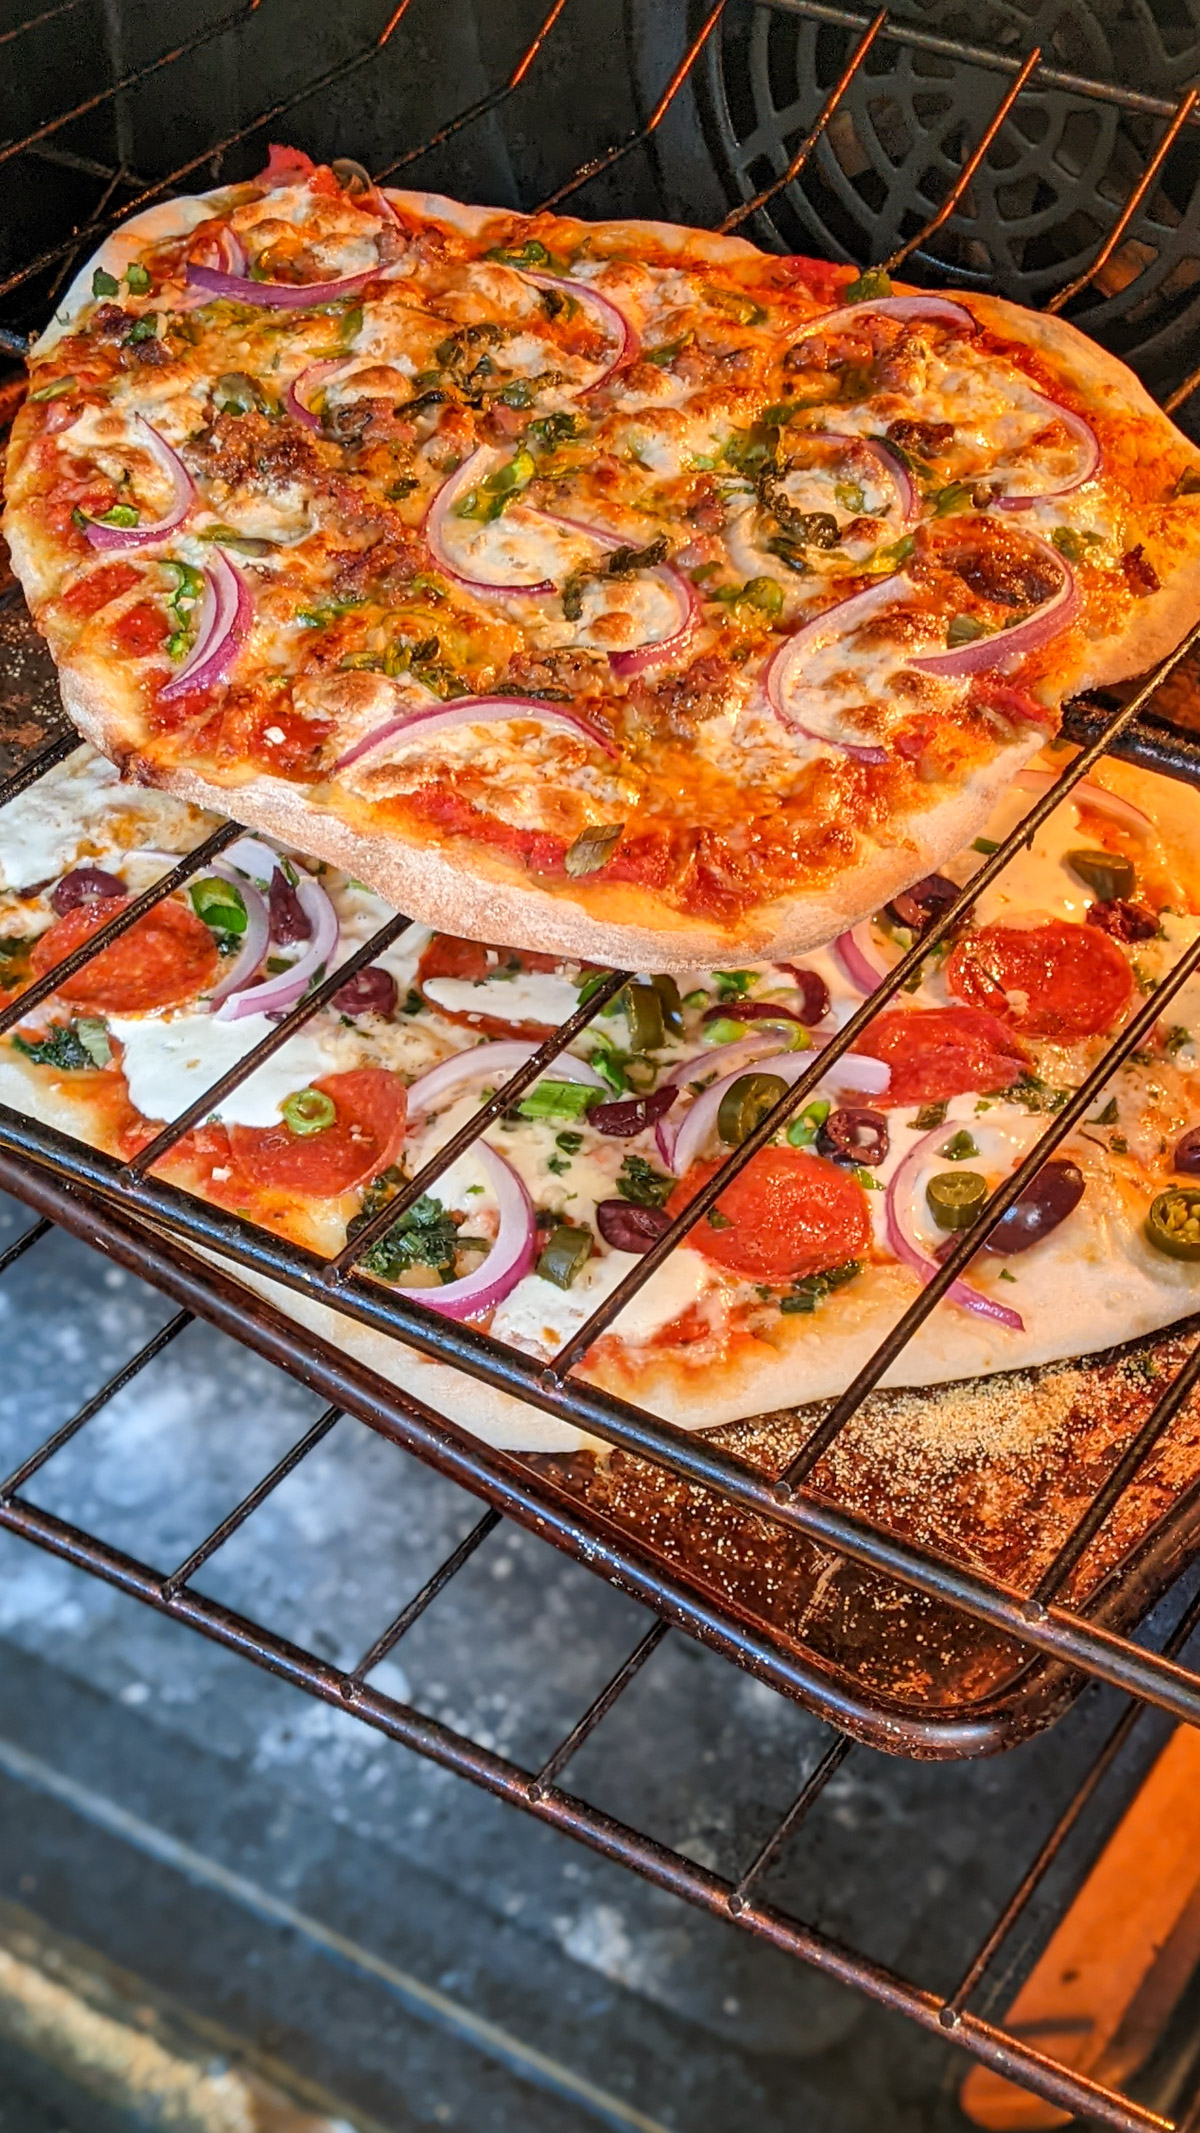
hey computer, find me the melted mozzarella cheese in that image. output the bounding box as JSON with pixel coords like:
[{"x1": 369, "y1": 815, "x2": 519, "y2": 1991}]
[
  {"x1": 492, "y1": 1244, "x2": 717, "y2": 1356},
  {"x1": 421, "y1": 969, "x2": 584, "y2": 1027},
  {"x1": 110, "y1": 1012, "x2": 340, "y2": 1128},
  {"x1": 0, "y1": 748, "x2": 166, "y2": 891}
]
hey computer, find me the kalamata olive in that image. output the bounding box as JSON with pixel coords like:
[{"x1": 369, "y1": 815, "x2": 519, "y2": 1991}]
[
  {"x1": 51, "y1": 865, "x2": 126, "y2": 914},
  {"x1": 332, "y1": 966, "x2": 398, "y2": 1018},
  {"x1": 1086, "y1": 898, "x2": 1158, "y2": 943},
  {"x1": 590, "y1": 1085, "x2": 676, "y2": 1137},
  {"x1": 981, "y1": 1158, "x2": 1084, "y2": 1255},
  {"x1": 1173, "y1": 1128, "x2": 1200, "y2": 1176},
  {"x1": 268, "y1": 868, "x2": 311, "y2": 945},
  {"x1": 596, "y1": 1200, "x2": 673, "y2": 1253},
  {"x1": 886, "y1": 873, "x2": 959, "y2": 934},
  {"x1": 816, "y1": 1107, "x2": 890, "y2": 1168},
  {"x1": 777, "y1": 964, "x2": 832, "y2": 1024}
]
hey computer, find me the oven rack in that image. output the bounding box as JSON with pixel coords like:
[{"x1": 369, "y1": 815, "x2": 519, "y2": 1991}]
[{"x1": 4, "y1": 0, "x2": 1200, "y2": 2123}]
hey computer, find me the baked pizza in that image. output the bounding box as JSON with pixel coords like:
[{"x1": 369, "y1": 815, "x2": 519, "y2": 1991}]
[
  {"x1": 4, "y1": 738, "x2": 1200, "y2": 1453},
  {"x1": 6, "y1": 148, "x2": 1200, "y2": 970}
]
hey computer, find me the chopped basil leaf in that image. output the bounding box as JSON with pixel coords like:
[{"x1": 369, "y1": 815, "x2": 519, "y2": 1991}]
[
  {"x1": 564, "y1": 823, "x2": 623, "y2": 877},
  {"x1": 13, "y1": 1022, "x2": 99, "y2": 1071}
]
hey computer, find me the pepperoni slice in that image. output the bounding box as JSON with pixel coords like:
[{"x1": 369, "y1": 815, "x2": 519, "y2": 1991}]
[
  {"x1": 417, "y1": 933, "x2": 571, "y2": 1039},
  {"x1": 946, "y1": 921, "x2": 1132, "y2": 1039},
  {"x1": 665, "y1": 1148, "x2": 870, "y2": 1282},
  {"x1": 228, "y1": 1069, "x2": 407, "y2": 1198},
  {"x1": 31, "y1": 898, "x2": 219, "y2": 1013},
  {"x1": 852, "y1": 1006, "x2": 1030, "y2": 1107}
]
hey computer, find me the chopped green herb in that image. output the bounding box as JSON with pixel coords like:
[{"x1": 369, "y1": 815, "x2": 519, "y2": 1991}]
[
  {"x1": 12, "y1": 1023, "x2": 98, "y2": 1071},
  {"x1": 706, "y1": 1208, "x2": 733, "y2": 1229},
  {"x1": 911, "y1": 1100, "x2": 949, "y2": 1130},
  {"x1": 998, "y1": 1267, "x2": 1017, "y2": 1282},
  {"x1": 843, "y1": 268, "x2": 892, "y2": 305},
  {"x1": 932, "y1": 483, "x2": 973, "y2": 518},
  {"x1": 455, "y1": 446, "x2": 535, "y2": 523},
  {"x1": 564, "y1": 823, "x2": 623, "y2": 877},
  {"x1": 940, "y1": 1128, "x2": 979, "y2": 1161},
  {"x1": 1091, "y1": 1097, "x2": 1119, "y2": 1126},
  {"x1": 91, "y1": 267, "x2": 120, "y2": 298},
  {"x1": 617, "y1": 1154, "x2": 673, "y2": 1208},
  {"x1": 779, "y1": 1259, "x2": 862, "y2": 1312},
  {"x1": 946, "y1": 613, "x2": 988, "y2": 646},
  {"x1": 1111, "y1": 1132, "x2": 1128, "y2": 1154},
  {"x1": 972, "y1": 837, "x2": 1001, "y2": 855},
  {"x1": 1165, "y1": 1026, "x2": 1191, "y2": 1057},
  {"x1": 555, "y1": 1130, "x2": 584, "y2": 1154},
  {"x1": 360, "y1": 1193, "x2": 464, "y2": 1283},
  {"x1": 1051, "y1": 526, "x2": 1102, "y2": 562}
]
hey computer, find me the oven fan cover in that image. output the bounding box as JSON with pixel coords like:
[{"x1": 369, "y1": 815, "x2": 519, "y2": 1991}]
[{"x1": 629, "y1": 0, "x2": 1200, "y2": 394}]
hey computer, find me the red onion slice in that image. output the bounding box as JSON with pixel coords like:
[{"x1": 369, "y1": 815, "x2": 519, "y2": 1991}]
[
  {"x1": 908, "y1": 536, "x2": 1078, "y2": 680},
  {"x1": 424, "y1": 447, "x2": 556, "y2": 596},
  {"x1": 84, "y1": 416, "x2": 196, "y2": 552},
  {"x1": 1012, "y1": 767, "x2": 1151, "y2": 838},
  {"x1": 793, "y1": 294, "x2": 975, "y2": 345},
  {"x1": 286, "y1": 358, "x2": 355, "y2": 432},
  {"x1": 664, "y1": 1044, "x2": 890, "y2": 1178},
  {"x1": 995, "y1": 392, "x2": 1101, "y2": 511},
  {"x1": 860, "y1": 436, "x2": 919, "y2": 526},
  {"x1": 519, "y1": 269, "x2": 639, "y2": 388},
  {"x1": 765, "y1": 574, "x2": 908, "y2": 761},
  {"x1": 208, "y1": 877, "x2": 270, "y2": 1008},
  {"x1": 159, "y1": 549, "x2": 252, "y2": 701},
  {"x1": 884, "y1": 1123, "x2": 1023, "y2": 1330},
  {"x1": 214, "y1": 871, "x2": 339, "y2": 1023},
  {"x1": 415, "y1": 1141, "x2": 537, "y2": 1322},
  {"x1": 333, "y1": 693, "x2": 617, "y2": 771},
  {"x1": 833, "y1": 921, "x2": 893, "y2": 995},
  {"x1": 186, "y1": 260, "x2": 378, "y2": 309},
  {"x1": 405, "y1": 1040, "x2": 606, "y2": 1119}
]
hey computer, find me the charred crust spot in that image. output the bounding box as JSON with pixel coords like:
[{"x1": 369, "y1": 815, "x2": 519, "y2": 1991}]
[{"x1": 1122, "y1": 543, "x2": 1161, "y2": 595}]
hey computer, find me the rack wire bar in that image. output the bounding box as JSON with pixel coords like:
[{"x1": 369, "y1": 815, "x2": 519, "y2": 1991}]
[
  {"x1": 12, "y1": 1100, "x2": 1200, "y2": 1740},
  {"x1": 1045, "y1": 87, "x2": 1200, "y2": 316},
  {"x1": 0, "y1": 0, "x2": 417, "y2": 307},
  {"x1": 6, "y1": 11, "x2": 1200, "y2": 2125},
  {"x1": 879, "y1": 47, "x2": 1042, "y2": 276},
  {"x1": 0, "y1": 0, "x2": 86, "y2": 50},
  {"x1": 527, "y1": 1619, "x2": 670, "y2": 1800},
  {"x1": 126, "y1": 912, "x2": 416, "y2": 1174},
  {"x1": 0, "y1": 823, "x2": 242, "y2": 1038},
  {"x1": 0, "y1": 731, "x2": 79, "y2": 813},
  {"x1": 0, "y1": 1186, "x2": 1190, "y2": 2133},
  {"x1": 0, "y1": 1307, "x2": 192, "y2": 1501},
  {"x1": 726, "y1": 1734, "x2": 854, "y2": 1914},
  {"x1": 374, "y1": 0, "x2": 572, "y2": 180},
  {"x1": 535, "y1": 0, "x2": 731, "y2": 212},
  {"x1": 160, "y1": 1401, "x2": 343, "y2": 1600},
  {"x1": 718, "y1": 7, "x2": 887, "y2": 233},
  {"x1": 944, "y1": 1586, "x2": 1200, "y2": 2021},
  {"x1": 755, "y1": 0, "x2": 1200, "y2": 125},
  {"x1": 547, "y1": 620, "x2": 1200, "y2": 1378},
  {"x1": 327, "y1": 968, "x2": 630, "y2": 1272},
  {"x1": 344, "y1": 1505, "x2": 502, "y2": 1695},
  {"x1": 0, "y1": 0, "x2": 269, "y2": 171},
  {"x1": 1030, "y1": 1335, "x2": 1200, "y2": 1609}
]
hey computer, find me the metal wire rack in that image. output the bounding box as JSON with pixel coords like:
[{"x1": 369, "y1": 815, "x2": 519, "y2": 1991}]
[{"x1": 7, "y1": 0, "x2": 1200, "y2": 2122}]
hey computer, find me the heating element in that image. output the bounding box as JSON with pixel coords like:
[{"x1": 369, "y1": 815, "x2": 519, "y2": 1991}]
[{"x1": 6, "y1": 1, "x2": 1200, "y2": 2123}]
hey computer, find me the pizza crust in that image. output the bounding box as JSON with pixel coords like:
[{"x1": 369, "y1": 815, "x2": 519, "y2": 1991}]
[
  {"x1": 58, "y1": 656, "x2": 1042, "y2": 968},
  {"x1": 12, "y1": 179, "x2": 1200, "y2": 970}
]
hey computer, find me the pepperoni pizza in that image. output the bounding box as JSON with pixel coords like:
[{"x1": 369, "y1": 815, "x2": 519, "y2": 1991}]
[{"x1": 4, "y1": 741, "x2": 1200, "y2": 1449}]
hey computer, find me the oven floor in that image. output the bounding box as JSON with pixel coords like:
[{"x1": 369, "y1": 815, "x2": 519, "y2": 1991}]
[{"x1": 0, "y1": 1188, "x2": 1187, "y2": 2133}]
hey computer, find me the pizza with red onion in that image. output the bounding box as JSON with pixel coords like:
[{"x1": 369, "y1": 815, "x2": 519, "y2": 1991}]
[{"x1": 7, "y1": 148, "x2": 1200, "y2": 969}]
